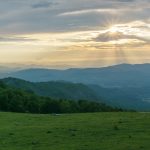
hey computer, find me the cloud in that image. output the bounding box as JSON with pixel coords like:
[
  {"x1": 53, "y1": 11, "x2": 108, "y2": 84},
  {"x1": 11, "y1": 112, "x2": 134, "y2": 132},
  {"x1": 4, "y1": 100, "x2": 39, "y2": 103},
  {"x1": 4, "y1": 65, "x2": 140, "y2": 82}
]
[
  {"x1": 92, "y1": 21, "x2": 150, "y2": 44},
  {"x1": 0, "y1": 0, "x2": 149, "y2": 34},
  {"x1": 116, "y1": 0, "x2": 135, "y2": 2},
  {"x1": 58, "y1": 8, "x2": 119, "y2": 17},
  {"x1": 93, "y1": 32, "x2": 133, "y2": 42},
  {"x1": 31, "y1": 1, "x2": 58, "y2": 9},
  {"x1": 93, "y1": 32, "x2": 149, "y2": 43},
  {"x1": 0, "y1": 36, "x2": 37, "y2": 42},
  {"x1": 0, "y1": 0, "x2": 150, "y2": 68}
]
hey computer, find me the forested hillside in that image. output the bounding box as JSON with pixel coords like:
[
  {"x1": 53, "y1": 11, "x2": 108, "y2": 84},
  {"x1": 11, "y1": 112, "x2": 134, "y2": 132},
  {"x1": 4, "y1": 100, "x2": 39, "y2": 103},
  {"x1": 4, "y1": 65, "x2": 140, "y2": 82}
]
[
  {"x1": 1, "y1": 77, "x2": 99, "y2": 100},
  {"x1": 1, "y1": 77, "x2": 150, "y2": 111},
  {"x1": 0, "y1": 81, "x2": 121, "y2": 113}
]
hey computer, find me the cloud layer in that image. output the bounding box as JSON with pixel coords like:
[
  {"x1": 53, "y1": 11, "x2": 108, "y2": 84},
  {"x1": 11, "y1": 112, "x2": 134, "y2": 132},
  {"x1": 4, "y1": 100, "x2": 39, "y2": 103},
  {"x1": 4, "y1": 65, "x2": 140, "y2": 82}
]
[
  {"x1": 0, "y1": 0, "x2": 149, "y2": 34},
  {"x1": 0, "y1": 0, "x2": 149, "y2": 68}
]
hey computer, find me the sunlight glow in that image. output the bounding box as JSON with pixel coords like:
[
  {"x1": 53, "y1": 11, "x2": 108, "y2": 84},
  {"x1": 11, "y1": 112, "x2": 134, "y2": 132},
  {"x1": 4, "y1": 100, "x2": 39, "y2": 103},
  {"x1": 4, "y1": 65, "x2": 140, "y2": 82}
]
[{"x1": 0, "y1": 20, "x2": 149, "y2": 68}]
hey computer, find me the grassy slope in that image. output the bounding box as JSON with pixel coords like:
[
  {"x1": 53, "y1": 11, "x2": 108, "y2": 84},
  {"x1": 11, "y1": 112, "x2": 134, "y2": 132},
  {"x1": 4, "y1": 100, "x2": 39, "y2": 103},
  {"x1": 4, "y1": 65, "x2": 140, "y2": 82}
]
[{"x1": 0, "y1": 112, "x2": 149, "y2": 150}]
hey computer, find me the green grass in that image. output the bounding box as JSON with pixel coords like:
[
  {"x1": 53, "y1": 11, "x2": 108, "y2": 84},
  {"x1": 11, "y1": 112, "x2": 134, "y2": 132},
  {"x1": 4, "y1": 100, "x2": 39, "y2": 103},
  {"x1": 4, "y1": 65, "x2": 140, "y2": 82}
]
[{"x1": 0, "y1": 112, "x2": 149, "y2": 150}]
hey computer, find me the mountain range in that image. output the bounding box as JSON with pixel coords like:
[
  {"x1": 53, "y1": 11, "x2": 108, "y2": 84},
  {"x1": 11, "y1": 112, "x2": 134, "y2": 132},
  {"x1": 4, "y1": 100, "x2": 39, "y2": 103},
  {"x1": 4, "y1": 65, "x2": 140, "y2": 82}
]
[
  {"x1": 2, "y1": 63, "x2": 150, "y2": 88},
  {"x1": 0, "y1": 63, "x2": 150, "y2": 111}
]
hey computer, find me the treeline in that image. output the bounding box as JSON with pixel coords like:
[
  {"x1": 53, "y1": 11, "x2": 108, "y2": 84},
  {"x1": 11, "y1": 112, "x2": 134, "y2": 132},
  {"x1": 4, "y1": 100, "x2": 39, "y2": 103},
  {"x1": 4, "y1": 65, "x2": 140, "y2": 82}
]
[{"x1": 0, "y1": 82, "x2": 123, "y2": 113}]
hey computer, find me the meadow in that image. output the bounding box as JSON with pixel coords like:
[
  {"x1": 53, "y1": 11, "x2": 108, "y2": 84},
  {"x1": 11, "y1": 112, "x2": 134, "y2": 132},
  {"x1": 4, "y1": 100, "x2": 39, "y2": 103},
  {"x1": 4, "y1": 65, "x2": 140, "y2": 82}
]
[{"x1": 0, "y1": 112, "x2": 149, "y2": 150}]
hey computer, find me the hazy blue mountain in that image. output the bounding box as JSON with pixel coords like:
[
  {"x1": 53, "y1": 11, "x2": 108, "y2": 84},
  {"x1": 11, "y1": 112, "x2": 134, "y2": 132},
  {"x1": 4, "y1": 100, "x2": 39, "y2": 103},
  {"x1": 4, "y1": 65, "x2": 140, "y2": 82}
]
[
  {"x1": 6, "y1": 63, "x2": 150, "y2": 87},
  {"x1": 1, "y1": 77, "x2": 150, "y2": 111},
  {"x1": 89, "y1": 84, "x2": 150, "y2": 111},
  {"x1": 0, "y1": 66, "x2": 21, "y2": 78}
]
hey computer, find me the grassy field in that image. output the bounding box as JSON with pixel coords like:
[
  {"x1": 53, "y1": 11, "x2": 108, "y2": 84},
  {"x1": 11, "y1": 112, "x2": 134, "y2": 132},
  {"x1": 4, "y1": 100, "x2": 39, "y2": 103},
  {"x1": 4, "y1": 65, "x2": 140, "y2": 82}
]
[{"x1": 0, "y1": 112, "x2": 149, "y2": 150}]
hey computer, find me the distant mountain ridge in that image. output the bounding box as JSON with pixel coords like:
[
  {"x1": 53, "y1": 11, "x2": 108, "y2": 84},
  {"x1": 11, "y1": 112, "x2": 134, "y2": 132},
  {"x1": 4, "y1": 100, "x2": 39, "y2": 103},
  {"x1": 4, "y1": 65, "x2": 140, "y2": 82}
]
[{"x1": 4, "y1": 63, "x2": 150, "y2": 87}]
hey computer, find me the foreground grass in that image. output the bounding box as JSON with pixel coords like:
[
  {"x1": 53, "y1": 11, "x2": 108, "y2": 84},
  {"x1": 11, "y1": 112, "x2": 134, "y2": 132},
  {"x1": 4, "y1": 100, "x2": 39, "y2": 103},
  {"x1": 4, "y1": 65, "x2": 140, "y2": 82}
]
[{"x1": 0, "y1": 112, "x2": 149, "y2": 150}]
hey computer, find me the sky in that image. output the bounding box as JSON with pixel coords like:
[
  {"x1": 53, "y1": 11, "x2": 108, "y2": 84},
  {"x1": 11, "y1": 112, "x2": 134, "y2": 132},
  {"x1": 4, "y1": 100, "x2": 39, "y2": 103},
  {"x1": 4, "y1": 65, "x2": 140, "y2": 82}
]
[{"x1": 0, "y1": 0, "x2": 150, "y2": 69}]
